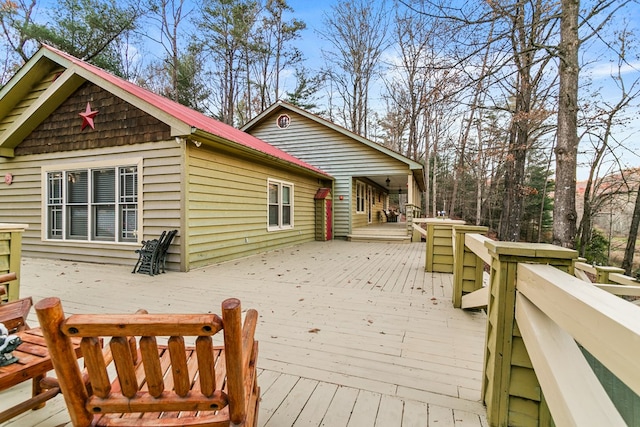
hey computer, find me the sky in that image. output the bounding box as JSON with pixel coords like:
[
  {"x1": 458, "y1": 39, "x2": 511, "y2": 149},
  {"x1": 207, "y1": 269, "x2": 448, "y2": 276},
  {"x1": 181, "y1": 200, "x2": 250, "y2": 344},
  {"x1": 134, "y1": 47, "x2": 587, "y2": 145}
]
[
  {"x1": 283, "y1": 0, "x2": 640, "y2": 181},
  {"x1": 30, "y1": 0, "x2": 640, "y2": 181}
]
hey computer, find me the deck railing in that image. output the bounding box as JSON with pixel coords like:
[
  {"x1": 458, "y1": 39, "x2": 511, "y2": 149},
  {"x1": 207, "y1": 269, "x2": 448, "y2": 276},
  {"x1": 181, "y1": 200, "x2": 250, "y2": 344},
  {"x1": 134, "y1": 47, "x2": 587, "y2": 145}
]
[
  {"x1": 0, "y1": 223, "x2": 28, "y2": 302},
  {"x1": 436, "y1": 225, "x2": 640, "y2": 426}
]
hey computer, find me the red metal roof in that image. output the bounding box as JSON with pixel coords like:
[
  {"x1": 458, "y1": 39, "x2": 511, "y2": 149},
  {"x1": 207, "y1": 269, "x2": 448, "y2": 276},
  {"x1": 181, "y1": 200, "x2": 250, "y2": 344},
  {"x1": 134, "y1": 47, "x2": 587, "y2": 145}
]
[{"x1": 42, "y1": 45, "x2": 329, "y2": 177}]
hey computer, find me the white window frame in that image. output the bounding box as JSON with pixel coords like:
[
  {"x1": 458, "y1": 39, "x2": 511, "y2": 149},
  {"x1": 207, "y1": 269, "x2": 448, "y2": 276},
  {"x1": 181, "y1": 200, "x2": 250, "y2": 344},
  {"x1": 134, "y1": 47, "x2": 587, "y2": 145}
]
[
  {"x1": 41, "y1": 158, "x2": 142, "y2": 244},
  {"x1": 356, "y1": 181, "x2": 366, "y2": 214},
  {"x1": 267, "y1": 178, "x2": 294, "y2": 231}
]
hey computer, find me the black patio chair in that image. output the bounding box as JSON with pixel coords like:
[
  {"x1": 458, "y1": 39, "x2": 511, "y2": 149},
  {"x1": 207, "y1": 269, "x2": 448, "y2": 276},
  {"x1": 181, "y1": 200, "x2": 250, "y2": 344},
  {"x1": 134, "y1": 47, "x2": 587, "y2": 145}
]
[
  {"x1": 132, "y1": 231, "x2": 166, "y2": 276},
  {"x1": 153, "y1": 229, "x2": 177, "y2": 274}
]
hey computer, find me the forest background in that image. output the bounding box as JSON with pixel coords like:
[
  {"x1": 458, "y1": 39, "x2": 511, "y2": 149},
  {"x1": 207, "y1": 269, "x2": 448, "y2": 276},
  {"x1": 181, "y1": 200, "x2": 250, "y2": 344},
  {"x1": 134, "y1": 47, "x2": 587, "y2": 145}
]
[{"x1": 1, "y1": 0, "x2": 640, "y2": 272}]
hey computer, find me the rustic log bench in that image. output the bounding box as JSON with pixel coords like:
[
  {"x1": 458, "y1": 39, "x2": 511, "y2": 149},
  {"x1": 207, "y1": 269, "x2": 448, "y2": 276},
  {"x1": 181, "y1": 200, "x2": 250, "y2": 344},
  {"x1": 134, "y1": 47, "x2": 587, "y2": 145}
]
[
  {"x1": 35, "y1": 297, "x2": 259, "y2": 427},
  {"x1": 0, "y1": 297, "x2": 83, "y2": 424}
]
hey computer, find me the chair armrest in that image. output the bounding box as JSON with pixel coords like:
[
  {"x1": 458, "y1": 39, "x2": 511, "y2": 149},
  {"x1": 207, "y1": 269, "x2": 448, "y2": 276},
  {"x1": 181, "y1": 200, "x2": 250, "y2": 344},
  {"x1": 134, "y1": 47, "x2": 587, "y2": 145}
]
[
  {"x1": 0, "y1": 297, "x2": 33, "y2": 332},
  {"x1": 0, "y1": 272, "x2": 17, "y2": 284}
]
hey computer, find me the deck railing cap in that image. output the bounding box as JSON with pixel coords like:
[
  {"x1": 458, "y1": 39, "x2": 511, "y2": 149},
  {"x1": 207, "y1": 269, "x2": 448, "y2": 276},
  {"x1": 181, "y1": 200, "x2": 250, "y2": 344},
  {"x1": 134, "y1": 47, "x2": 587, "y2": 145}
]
[
  {"x1": 0, "y1": 223, "x2": 29, "y2": 231},
  {"x1": 484, "y1": 241, "x2": 578, "y2": 259}
]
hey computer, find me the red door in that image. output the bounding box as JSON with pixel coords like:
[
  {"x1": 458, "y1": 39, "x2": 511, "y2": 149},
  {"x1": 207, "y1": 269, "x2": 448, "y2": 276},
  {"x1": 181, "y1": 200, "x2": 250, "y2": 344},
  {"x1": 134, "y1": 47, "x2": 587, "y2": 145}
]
[{"x1": 326, "y1": 200, "x2": 333, "y2": 240}]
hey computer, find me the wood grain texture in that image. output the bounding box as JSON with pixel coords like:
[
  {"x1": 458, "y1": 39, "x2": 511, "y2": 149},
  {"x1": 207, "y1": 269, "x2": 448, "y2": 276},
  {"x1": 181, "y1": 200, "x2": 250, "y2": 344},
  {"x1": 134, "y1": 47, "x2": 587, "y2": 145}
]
[{"x1": 8, "y1": 241, "x2": 487, "y2": 426}]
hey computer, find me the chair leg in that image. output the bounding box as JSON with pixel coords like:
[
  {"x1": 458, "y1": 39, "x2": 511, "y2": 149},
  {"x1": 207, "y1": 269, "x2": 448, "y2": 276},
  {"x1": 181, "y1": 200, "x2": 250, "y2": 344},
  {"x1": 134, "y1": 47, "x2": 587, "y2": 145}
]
[{"x1": 132, "y1": 256, "x2": 141, "y2": 273}]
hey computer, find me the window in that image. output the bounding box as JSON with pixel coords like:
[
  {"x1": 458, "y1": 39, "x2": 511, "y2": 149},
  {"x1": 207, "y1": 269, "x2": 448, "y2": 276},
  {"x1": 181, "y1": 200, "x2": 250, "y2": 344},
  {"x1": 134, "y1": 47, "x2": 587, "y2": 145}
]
[
  {"x1": 268, "y1": 179, "x2": 293, "y2": 230},
  {"x1": 356, "y1": 181, "x2": 366, "y2": 213},
  {"x1": 276, "y1": 114, "x2": 291, "y2": 129},
  {"x1": 46, "y1": 165, "x2": 139, "y2": 242}
]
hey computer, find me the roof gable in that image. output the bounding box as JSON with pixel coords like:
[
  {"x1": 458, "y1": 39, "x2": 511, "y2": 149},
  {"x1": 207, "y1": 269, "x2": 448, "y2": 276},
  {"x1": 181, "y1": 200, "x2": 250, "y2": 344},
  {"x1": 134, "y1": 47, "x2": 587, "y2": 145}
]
[
  {"x1": 242, "y1": 101, "x2": 424, "y2": 171},
  {"x1": 0, "y1": 46, "x2": 329, "y2": 178},
  {"x1": 16, "y1": 81, "x2": 171, "y2": 156}
]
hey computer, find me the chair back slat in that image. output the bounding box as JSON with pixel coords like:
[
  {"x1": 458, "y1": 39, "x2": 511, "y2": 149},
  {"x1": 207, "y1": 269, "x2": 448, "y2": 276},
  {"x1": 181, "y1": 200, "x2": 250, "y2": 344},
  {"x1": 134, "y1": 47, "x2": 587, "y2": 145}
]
[
  {"x1": 128, "y1": 336, "x2": 139, "y2": 364},
  {"x1": 195, "y1": 336, "x2": 215, "y2": 396},
  {"x1": 62, "y1": 314, "x2": 223, "y2": 337},
  {"x1": 140, "y1": 336, "x2": 164, "y2": 398},
  {"x1": 167, "y1": 336, "x2": 190, "y2": 397},
  {"x1": 80, "y1": 337, "x2": 111, "y2": 398},
  {"x1": 110, "y1": 337, "x2": 139, "y2": 398}
]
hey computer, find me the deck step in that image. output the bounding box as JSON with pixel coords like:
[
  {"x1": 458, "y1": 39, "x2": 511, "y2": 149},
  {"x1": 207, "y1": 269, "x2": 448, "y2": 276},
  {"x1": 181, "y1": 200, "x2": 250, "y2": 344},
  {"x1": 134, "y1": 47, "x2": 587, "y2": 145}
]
[
  {"x1": 347, "y1": 224, "x2": 411, "y2": 243},
  {"x1": 347, "y1": 236, "x2": 411, "y2": 243}
]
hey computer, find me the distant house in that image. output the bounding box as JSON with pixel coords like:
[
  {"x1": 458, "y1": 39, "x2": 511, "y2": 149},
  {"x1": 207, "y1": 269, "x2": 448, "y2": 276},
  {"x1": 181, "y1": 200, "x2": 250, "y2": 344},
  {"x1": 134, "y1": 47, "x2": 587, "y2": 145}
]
[
  {"x1": 0, "y1": 46, "x2": 333, "y2": 271},
  {"x1": 242, "y1": 101, "x2": 425, "y2": 238}
]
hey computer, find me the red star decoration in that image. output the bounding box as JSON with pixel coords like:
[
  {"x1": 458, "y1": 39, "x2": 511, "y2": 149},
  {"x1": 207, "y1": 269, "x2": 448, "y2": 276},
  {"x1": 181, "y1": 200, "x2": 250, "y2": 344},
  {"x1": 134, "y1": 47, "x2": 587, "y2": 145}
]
[{"x1": 79, "y1": 102, "x2": 99, "y2": 130}]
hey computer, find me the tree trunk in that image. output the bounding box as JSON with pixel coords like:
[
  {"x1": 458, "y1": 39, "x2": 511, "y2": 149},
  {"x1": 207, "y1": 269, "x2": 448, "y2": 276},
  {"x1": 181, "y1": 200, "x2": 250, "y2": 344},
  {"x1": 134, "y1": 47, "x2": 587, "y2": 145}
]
[
  {"x1": 499, "y1": 112, "x2": 527, "y2": 241},
  {"x1": 553, "y1": 0, "x2": 580, "y2": 248},
  {"x1": 622, "y1": 186, "x2": 640, "y2": 275}
]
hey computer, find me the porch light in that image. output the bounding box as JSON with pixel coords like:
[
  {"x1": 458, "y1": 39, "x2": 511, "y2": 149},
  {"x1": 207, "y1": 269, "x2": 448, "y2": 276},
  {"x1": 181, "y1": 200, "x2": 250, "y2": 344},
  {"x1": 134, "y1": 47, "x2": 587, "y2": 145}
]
[{"x1": 386, "y1": 177, "x2": 390, "y2": 186}]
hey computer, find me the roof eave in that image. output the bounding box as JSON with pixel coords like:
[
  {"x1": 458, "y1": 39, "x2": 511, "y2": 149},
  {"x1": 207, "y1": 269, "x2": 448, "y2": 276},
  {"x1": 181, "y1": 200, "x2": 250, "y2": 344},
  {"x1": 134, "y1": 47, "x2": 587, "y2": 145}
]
[
  {"x1": 190, "y1": 129, "x2": 333, "y2": 180},
  {"x1": 70, "y1": 67, "x2": 192, "y2": 136},
  {"x1": 0, "y1": 67, "x2": 86, "y2": 157}
]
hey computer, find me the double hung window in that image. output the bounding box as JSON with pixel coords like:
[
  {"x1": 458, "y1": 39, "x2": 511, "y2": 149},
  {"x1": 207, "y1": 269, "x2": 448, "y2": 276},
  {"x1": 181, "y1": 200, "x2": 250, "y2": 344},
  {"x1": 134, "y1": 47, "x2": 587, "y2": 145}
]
[
  {"x1": 268, "y1": 179, "x2": 293, "y2": 230},
  {"x1": 46, "y1": 165, "x2": 138, "y2": 242}
]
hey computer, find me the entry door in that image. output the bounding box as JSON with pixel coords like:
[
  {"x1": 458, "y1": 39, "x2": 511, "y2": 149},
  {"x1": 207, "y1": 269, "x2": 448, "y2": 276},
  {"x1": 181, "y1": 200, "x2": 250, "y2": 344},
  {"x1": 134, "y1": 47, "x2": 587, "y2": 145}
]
[
  {"x1": 367, "y1": 186, "x2": 373, "y2": 223},
  {"x1": 326, "y1": 200, "x2": 333, "y2": 240}
]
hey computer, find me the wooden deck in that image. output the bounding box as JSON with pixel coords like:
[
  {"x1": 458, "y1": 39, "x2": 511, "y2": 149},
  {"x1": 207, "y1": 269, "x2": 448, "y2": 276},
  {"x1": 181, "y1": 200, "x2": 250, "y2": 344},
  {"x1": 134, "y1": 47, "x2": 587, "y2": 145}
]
[{"x1": 2, "y1": 240, "x2": 488, "y2": 427}]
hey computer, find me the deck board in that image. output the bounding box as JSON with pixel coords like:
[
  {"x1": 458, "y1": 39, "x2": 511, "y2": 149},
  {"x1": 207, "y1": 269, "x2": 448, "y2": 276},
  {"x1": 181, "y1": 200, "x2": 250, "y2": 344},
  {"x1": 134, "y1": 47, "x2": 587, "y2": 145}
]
[
  {"x1": 3, "y1": 240, "x2": 487, "y2": 426},
  {"x1": 292, "y1": 381, "x2": 337, "y2": 426}
]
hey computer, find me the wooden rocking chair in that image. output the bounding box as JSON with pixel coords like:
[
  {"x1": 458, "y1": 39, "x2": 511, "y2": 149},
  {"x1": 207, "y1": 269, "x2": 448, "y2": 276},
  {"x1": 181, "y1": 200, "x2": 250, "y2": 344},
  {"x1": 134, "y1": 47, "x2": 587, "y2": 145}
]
[{"x1": 35, "y1": 297, "x2": 259, "y2": 427}]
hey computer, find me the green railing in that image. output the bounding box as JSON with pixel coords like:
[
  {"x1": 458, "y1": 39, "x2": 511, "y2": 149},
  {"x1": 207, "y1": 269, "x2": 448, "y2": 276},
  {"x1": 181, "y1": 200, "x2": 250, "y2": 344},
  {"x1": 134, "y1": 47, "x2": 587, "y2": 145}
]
[
  {"x1": 0, "y1": 223, "x2": 28, "y2": 302},
  {"x1": 441, "y1": 229, "x2": 640, "y2": 426}
]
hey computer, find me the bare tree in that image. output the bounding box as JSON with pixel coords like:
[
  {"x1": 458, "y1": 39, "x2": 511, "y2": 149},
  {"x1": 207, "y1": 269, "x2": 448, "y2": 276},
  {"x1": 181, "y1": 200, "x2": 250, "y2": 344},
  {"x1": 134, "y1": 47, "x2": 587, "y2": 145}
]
[
  {"x1": 146, "y1": 0, "x2": 192, "y2": 102},
  {"x1": 319, "y1": 0, "x2": 389, "y2": 137},
  {"x1": 622, "y1": 184, "x2": 640, "y2": 275},
  {"x1": 384, "y1": 9, "x2": 433, "y2": 160},
  {"x1": 251, "y1": 0, "x2": 305, "y2": 115},
  {"x1": 577, "y1": 28, "x2": 640, "y2": 256},
  {"x1": 0, "y1": 0, "x2": 38, "y2": 71},
  {"x1": 553, "y1": 0, "x2": 580, "y2": 247},
  {"x1": 554, "y1": 0, "x2": 633, "y2": 248},
  {"x1": 196, "y1": 0, "x2": 258, "y2": 124},
  {"x1": 448, "y1": 16, "x2": 497, "y2": 220}
]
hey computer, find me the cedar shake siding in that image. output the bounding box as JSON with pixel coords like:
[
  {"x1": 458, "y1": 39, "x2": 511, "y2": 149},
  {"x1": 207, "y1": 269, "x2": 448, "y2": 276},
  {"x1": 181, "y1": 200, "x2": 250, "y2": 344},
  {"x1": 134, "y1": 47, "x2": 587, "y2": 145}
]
[{"x1": 16, "y1": 82, "x2": 171, "y2": 155}]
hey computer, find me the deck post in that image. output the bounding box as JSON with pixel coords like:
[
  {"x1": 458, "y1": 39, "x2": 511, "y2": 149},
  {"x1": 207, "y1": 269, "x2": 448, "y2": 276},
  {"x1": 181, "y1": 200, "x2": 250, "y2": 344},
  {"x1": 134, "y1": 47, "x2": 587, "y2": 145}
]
[
  {"x1": 482, "y1": 241, "x2": 577, "y2": 427},
  {"x1": 593, "y1": 265, "x2": 624, "y2": 284},
  {"x1": 451, "y1": 225, "x2": 488, "y2": 308},
  {"x1": 424, "y1": 218, "x2": 465, "y2": 273},
  {"x1": 0, "y1": 223, "x2": 28, "y2": 302},
  {"x1": 405, "y1": 204, "x2": 414, "y2": 239}
]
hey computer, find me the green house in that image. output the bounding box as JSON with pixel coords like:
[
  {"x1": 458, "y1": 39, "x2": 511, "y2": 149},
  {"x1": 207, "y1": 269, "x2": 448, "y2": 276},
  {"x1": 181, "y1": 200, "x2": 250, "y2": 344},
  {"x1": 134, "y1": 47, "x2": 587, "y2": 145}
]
[
  {"x1": 0, "y1": 46, "x2": 333, "y2": 271},
  {"x1": 242, "y1": 101, "x2": 425, "y2": 238}
]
